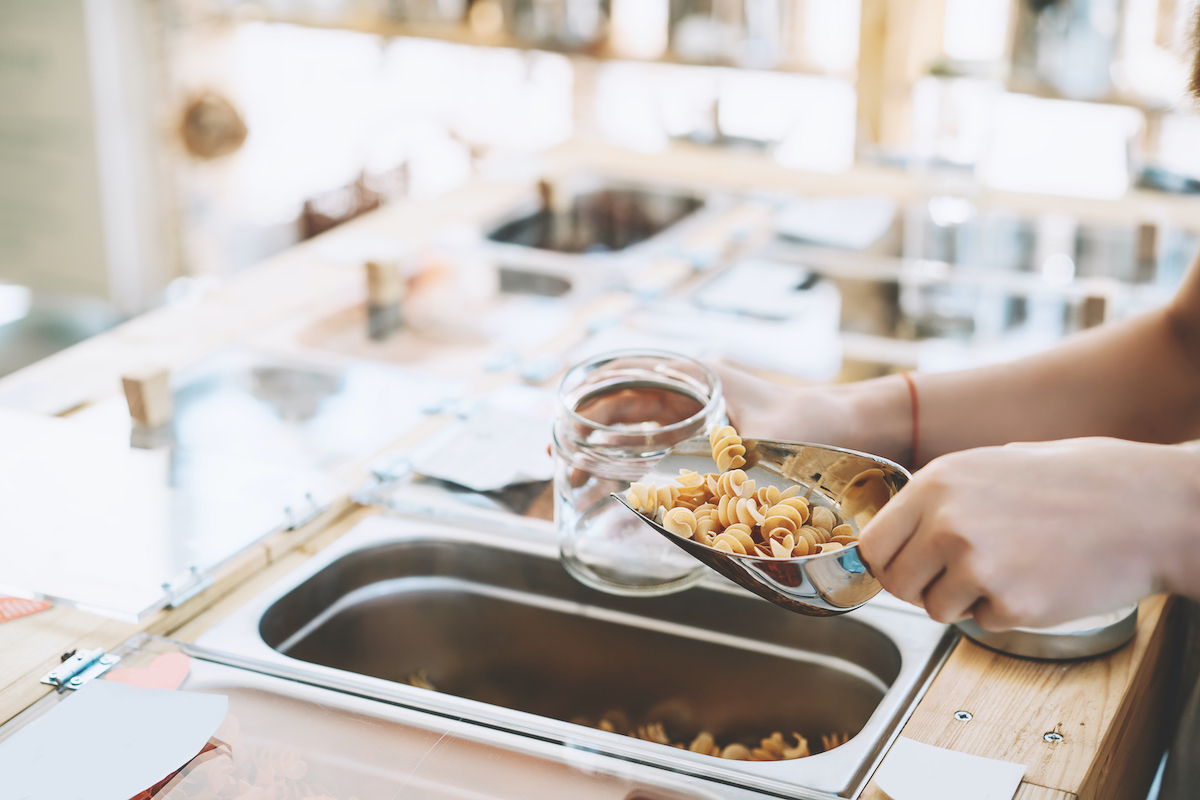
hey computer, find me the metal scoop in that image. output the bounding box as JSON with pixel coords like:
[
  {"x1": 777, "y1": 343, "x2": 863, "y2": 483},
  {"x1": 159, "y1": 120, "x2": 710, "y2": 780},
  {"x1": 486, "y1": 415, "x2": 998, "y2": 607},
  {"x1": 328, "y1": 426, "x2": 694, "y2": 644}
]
[{"x1": 612, "y1": 435, "x2": 911, "y2": 616}]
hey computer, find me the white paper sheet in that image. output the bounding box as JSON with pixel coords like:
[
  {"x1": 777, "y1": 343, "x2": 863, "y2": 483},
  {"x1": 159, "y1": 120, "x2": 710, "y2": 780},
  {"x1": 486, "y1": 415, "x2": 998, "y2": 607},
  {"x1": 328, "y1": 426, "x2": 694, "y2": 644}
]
[
  {"x1": 0, "y1": 679, "x2": 228, "y2": 800},
  {"x1": 775, "y1": 196, "x2": 897, "y2": 250},
  {"x1": 410, "y1": 406, "x2": 554, "y2": 492},
  {"x1": 873, "y1": 737, "x2": 1025, "y2": 800},
  {"x1": 692, "y1": 259, "x2": 829, "y2": 320}
]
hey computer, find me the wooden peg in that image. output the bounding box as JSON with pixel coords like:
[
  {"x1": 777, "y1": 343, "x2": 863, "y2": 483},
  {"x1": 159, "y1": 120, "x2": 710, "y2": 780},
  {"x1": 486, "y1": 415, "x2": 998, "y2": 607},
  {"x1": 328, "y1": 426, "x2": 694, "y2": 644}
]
[
  {"x1": 365, "y1": 260, "x2": 403, "y2": 340},
  {"x1": 122, "y1": 367, "x2": 172, "y2": 428}
]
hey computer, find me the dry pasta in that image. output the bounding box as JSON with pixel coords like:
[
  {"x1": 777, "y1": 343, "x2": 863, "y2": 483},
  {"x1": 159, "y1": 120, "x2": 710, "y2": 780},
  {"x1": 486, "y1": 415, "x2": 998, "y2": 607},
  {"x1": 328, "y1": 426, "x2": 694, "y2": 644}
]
[
  {"x1": 709, "y1": 425, "x2": 747, "y2": 471},
  {"x1": 577, "y1": 706, "x2": 851, "y2": 761},
  {"x1": 411, "y1": 676, "x2": 854, "y2": 764},
  {"x1": 626, "y1": 424, "x2": 861, "y2": 559}
]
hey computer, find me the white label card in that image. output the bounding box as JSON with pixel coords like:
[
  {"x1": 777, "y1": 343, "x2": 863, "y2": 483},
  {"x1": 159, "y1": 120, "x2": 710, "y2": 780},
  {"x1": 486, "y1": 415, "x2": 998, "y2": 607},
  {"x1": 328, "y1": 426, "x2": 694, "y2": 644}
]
[
  {"x1": 0, "y1": 679, "x2": 228, "y2": 800},
  {"x1": 874, "y1": 737, "x2": 1026, "y2": 800}
]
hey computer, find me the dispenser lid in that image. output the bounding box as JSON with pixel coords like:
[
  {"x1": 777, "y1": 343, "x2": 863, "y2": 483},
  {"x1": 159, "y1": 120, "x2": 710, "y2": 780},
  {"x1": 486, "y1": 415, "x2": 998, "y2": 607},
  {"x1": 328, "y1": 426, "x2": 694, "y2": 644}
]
[
  {"x1": 955, "y1": 604, "x2": 1139, "y2": 660},
  {"x1": 0, "y1": 634, "x2": 707, "y2": 800},
  {"x1": 0, "y1": 349, "x2": 462, "y2": 621}
]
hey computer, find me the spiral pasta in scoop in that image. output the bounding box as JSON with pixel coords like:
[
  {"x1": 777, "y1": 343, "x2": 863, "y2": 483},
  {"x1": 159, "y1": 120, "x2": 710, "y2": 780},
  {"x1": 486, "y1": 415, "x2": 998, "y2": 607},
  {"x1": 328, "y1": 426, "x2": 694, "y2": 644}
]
[{"x1": 625, "y1": 423, "x2": 859, "y2": 558}]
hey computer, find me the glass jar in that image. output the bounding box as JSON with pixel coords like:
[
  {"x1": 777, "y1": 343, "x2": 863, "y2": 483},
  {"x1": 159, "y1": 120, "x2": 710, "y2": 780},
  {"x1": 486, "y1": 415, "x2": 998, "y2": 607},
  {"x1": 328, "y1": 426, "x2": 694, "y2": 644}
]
[{"x1": 553, "y1": 350, "x2": 725, "y2": 595}]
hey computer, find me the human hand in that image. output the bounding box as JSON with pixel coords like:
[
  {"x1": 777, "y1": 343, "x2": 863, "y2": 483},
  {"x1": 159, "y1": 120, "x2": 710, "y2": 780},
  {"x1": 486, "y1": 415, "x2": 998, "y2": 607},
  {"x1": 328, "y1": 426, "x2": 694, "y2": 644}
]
[
  {"x1": 857, "y1": 438, "x2": 1200, "y2": 630},
  {"x1": 710, "y1": 362, "x2": 912, "y2": 465},
  {"x1": 711, "y1": 362, "x2": 847, "y2": 442}
]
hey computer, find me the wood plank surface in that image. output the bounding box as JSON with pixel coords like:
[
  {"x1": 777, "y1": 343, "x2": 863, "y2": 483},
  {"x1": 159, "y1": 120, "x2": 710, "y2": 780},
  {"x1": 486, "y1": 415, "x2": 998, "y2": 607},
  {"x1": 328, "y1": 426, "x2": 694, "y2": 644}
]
[
  {"x1": 864, "y1": 782, "x2": 1079, "y2": 800},
  {"x1": 891, "y1": 595, "x2": 1177, "y2": 799},
  {"x1": 1015, "y1": 786, "x2": 1079, "y2": 800},
  {"x1": 863, "y1": 781, "x2": 1078, "y2": 800}
]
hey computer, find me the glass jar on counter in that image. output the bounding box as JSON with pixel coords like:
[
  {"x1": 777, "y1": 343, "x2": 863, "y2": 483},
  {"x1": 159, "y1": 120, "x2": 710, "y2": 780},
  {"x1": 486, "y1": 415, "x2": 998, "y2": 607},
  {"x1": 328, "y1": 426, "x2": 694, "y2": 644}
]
[{"x1": 553, "y1": 350, "x2": 725, "y2": 595}]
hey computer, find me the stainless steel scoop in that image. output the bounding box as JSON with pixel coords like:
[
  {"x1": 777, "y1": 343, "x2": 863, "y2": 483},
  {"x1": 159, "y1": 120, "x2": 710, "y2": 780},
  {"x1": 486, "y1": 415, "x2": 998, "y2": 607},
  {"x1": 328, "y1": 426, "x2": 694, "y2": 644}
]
[{"x1": 612, "y1": 435, "x2": 911, "y2": 616}]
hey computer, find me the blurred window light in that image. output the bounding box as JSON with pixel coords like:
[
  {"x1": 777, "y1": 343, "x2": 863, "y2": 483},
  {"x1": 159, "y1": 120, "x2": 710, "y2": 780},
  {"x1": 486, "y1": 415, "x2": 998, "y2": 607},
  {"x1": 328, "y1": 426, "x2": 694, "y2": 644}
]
[
  {"x1": 221, "y1": 23, "x2": 574, "y2": 229},
  {"x1": 772, "y1": 78, "x2": 856, "y2": 173},
  {"x1": 976, "y1": 94, "x2": 1142, "y2": 199},
  {"x1": 942, "y1": 0, "x2": 1010, "y2": 62},
  {"x1": 0, "y1": 285, "x2": 32, "y2": 328},
  {"x1": 380, "y1": 41, "x2": 573, "y2": 155},
  {"x1": 1041, "y1": 253, "x2": 1076, "y2": 285},
  {"x1": 928, "y1": 196, "x2": 973, "y2": 227},
  {"x1": 1170, "y1": 0, "x2": 1200, "y2": 52},
  {"x1": 655, "y1": 65, "x2": 721, "y2": 141},
  {"x1": 1113, "y1": 0, "x2": 1189, "y2": 104},
  {"x1": 235, "y1": 23, "x2": 384, "y2": 226},
  {"x1": 1032, "y1": 0, "x2": 1120, "y2": 101},
  {"x1": 718, "y1": 71, "x2": 802, "y2": 141},
  {"x1": 1157, "y1": 112, "x2": 1200, "y2": 180},
  {"x1": 911, "y1": 76, "x2": 1003, "y2": 166},
  {"x1": 179, "y1": 22, "x2": 574, "y2": 275},
  {"x1": 803, "y1": 0, "x2": 861, "y2": 73},
  {"x1": 595, "y1": 62, "x2": 854, "y2": 167},
  {"x1": 594, "y1": 62, "x2": 672, "y2": 152},
  {"x1": 404, "y1": 131, "x2": 473, "y2": 200},
  {"x1": 609, "y1": 0, "x2": 669, "y2": 60}
]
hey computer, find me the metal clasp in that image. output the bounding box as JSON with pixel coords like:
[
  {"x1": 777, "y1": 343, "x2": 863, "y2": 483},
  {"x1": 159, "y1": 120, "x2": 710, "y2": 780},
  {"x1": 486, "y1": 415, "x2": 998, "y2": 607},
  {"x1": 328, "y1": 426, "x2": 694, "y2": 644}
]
[
  {"x1": 163, "y1": 565, "x2": 214, "y2": 609},
  {"x1": 284, "y1": 492, "x2": 327, "y2": 530},
  {"x1": 41, "y1": 648, "x2": 119, "y2": 690}
]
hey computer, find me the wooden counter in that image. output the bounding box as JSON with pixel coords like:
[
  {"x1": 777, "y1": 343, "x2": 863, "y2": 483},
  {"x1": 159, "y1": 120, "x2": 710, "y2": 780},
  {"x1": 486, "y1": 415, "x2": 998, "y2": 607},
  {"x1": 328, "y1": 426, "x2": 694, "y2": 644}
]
[{"x1": 0, "y1": 142, "x2": 1186, "y2": 800}]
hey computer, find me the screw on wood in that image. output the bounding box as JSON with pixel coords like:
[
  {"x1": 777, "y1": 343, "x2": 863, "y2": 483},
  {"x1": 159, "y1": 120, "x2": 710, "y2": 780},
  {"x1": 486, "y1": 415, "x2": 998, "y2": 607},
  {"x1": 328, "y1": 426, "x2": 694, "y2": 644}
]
[
  {"x1": 953, "y1": 711, "x2": 973, "y2": 722},
  {"x1": 1044, "y1": 732, "x2": 1064, "y2": 743}
]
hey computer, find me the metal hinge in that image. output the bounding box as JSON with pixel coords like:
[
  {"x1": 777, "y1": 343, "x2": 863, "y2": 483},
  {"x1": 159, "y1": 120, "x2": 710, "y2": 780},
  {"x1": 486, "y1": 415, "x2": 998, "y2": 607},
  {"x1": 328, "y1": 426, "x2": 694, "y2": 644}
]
[
  {"x1": 163, "y1": 565, "x2": 214, "y2": 609},
  {"x1": 284, "y1": 491, "x2": 328, "y2": 530},
  {"x1": 41, "y1": 648, "x2": 120, "y2": 691}
]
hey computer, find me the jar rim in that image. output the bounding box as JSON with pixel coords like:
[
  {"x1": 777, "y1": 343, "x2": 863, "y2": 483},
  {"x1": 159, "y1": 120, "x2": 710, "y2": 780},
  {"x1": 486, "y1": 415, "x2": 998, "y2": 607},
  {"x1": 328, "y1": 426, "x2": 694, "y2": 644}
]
[{"x1": 557, "y1": 349, "x2": 723, "y2": 439}]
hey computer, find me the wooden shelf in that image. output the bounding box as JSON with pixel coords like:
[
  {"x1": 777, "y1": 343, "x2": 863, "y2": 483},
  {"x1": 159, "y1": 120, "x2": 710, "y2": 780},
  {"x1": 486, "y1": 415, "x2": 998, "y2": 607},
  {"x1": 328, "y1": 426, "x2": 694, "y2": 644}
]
[
  {"x1": 217, "y1": 12, "x2": 838, "y2": 78},
  {"x1": 1006, "y1": 76, "x2": 1179, "y2": 115}
]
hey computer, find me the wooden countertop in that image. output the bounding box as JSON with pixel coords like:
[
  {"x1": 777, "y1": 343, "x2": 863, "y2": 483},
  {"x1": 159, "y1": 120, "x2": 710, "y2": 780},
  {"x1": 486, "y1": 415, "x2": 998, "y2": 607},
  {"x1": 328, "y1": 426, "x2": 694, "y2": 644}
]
[{"x1": 0, "y1": 142, "x2": 1184, "y2": 800}]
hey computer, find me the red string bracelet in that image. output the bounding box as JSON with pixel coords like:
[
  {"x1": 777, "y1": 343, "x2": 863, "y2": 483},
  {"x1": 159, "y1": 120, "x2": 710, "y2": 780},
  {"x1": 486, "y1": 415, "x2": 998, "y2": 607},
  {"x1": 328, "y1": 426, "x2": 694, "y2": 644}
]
[{"x1": 899, "y1": 371, "x2": 919, "y2": 471}]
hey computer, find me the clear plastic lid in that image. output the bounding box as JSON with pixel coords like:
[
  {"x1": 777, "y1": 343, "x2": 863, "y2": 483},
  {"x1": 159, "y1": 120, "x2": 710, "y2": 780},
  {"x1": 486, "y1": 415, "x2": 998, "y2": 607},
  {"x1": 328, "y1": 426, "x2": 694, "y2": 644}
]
[
  {"x1": 0, "y1": 349, "x2": 461, "y2": 620},
  {"x1": 0, "y1": 634, "x2": 716, "y2": 800}
]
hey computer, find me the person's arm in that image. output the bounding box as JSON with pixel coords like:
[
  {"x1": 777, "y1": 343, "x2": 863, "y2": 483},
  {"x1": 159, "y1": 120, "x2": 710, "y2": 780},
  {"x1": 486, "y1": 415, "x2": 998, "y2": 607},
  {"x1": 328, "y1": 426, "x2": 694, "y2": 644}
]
[{"x1": 719, "y1": 260, "x2": 1200, "y2": 466}]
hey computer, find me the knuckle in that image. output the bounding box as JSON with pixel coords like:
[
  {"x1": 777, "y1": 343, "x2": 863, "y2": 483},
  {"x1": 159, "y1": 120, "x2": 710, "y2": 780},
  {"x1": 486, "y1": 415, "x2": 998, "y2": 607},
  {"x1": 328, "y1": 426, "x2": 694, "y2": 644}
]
[
  {"x1": 876, "y1": 570, "x2": 919, "y2": 606},
  {"x1": 916, "y1": 460, "x2": 951, "y2": 492},
  {"x1": 923, "y1": 594, "x2": 955, "y2": 624},
  {"x1": 960, "y1": 553, "x2": 994, "y2": 589},
  {"x1": 976, "y1": 594, "x2": 1027, "y2": 631},
  {"x1": 919, "y1": 455, "x2": 964, "y2": 488}
]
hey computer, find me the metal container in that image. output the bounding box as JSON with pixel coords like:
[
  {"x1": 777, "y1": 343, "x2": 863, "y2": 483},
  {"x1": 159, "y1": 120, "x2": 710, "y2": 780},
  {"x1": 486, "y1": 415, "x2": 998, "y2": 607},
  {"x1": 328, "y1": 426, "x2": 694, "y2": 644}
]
[
  {"x1": 956, "y1": 605, "x2": 1138, "y2": 661},
  {"x1": 197, "y1": 516, "x2": 956, "y2": 799},
  {"x1": 486, "y1": 181, "x2": 706, "y2": 255},
  {"x1": 479, "y1": 177, "x2": 717, "y2": 298}
]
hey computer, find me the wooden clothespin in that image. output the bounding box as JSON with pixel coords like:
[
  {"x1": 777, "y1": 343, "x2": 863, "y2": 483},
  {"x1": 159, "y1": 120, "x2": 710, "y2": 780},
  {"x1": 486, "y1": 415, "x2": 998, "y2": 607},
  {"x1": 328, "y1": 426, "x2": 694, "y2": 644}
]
[{"x1": 122, "y1": 367, "x2": 172, "y2": 428}]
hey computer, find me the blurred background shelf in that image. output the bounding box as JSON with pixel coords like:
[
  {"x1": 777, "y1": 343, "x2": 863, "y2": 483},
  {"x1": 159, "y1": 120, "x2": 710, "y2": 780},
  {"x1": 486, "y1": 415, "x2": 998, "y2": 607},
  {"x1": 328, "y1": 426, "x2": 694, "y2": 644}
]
[{"x1": 6, "y1": 0, "x2": 1200, "y2": 380}]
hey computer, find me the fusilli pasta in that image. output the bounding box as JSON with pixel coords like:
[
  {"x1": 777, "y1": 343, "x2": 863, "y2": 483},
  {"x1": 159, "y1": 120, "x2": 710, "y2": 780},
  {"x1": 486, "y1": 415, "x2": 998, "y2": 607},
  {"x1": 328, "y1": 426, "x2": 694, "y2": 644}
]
[{"x1": 625, "y1": 424, "x2": 861, "y2": 559}]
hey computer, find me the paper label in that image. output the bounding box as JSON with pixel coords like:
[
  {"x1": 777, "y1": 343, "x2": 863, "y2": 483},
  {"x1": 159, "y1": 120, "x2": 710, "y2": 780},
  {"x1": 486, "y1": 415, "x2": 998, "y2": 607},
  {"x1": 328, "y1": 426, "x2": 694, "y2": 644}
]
[{"x1": 0, "y1": 679, "x2": 228, "y2": 800}]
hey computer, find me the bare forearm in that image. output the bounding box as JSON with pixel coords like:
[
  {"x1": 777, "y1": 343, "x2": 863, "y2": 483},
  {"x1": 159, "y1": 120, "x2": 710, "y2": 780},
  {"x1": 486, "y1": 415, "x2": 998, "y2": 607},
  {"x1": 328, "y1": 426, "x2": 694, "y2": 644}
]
[
  {"x1": 917, "y1": 308, "x2": 1200, "y2": 461},
  {"x1": 719, "y1": 265, "x2": 1200, "y2": 466},
  {"x1": 834, "y1": 303, "x2": 1200, "y2": 467}
]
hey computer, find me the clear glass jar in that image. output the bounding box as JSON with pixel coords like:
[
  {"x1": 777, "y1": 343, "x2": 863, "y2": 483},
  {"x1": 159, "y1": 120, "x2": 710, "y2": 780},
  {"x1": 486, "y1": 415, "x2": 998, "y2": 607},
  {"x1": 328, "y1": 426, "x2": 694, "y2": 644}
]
[{"x1": 553, "y1": 350, "x2": 725, "y2": 596}]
